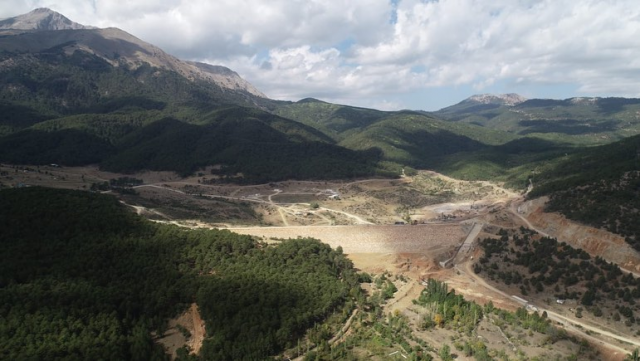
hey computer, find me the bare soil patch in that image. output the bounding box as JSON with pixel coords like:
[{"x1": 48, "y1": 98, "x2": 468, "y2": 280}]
[
  {"x1": 230, "y1": 223, "x2": 466, "y2": 256},
  {"x1": 156, "y1": 303, "x2": 205, "y2": 359},
  {"x1": 4, "y1": 164, "x2": 635, "y2": 358},
  {"x1": 517, "y1": 197, "x2": 640, "y2": 274}
]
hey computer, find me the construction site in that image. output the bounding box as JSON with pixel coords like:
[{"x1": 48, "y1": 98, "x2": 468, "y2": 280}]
[{"x1": 2, "y1": 164, "x2": 639, "y2": 359}]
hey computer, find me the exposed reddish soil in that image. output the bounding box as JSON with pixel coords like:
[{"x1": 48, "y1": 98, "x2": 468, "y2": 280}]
[
  {"x1": 3, "y1": 165, "x2": 637, "y2": 358},
  {"x1": 519, "y1": 197, "x2": 640, "y2": 274}
]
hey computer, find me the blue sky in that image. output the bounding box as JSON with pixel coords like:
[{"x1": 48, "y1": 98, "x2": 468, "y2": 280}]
[{"x1": 3, "y1": 0, "x2": 640, "y2": 111}]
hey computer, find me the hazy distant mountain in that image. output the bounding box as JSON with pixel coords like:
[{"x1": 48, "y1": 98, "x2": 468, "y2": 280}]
[
  {"x1": 435, "y1": 94, "x2": 640, "y2": 145},
  {"x1": 273, "y1": 99, "x2": 517, "y2": 172},
  {"x1": 0, "y1": 7, "x2": 93, "y2": 30},
  {"x1": 435, "y1": 93, "x2": 526, "y2": 114},
  {"x1": 464, "y1": 93, "x2": 527, "y2": 106}
]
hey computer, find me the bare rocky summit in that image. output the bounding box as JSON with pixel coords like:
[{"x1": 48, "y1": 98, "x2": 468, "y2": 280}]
[
  {"x1": 0, "y1": 8, "x2": 93, "y2": 30},
  {"x1": 568, "y1": 97, "x2": 598, "y2": 105},
  {"x1": 465, "y1": 93, "x2": 527, "y2": 106}
]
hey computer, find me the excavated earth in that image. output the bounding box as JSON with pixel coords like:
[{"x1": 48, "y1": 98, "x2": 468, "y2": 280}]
[{"x1": 519, "y1": 197, "x2": 640, "y2": 274}]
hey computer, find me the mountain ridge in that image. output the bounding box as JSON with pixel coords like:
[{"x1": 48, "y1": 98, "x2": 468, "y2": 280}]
[
  {"x1": 463, "y1": 93, "x2": 527, "y2": 106},
  {"x1": 0, "y1": 8, "x2": 266, "y2": 100},
  {"x1": 2, "y1": 8, "x2": 640, "y2": 187},
  {"x1": 434, "y1": 93, "x2": 640, "y2": 145}
]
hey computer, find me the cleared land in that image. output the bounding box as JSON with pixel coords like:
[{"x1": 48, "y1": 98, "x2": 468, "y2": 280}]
[
  {"x1": 2, "y1": 164, "x2": 638, "y2": 358},
  {"x1": 230, "y1": 223, "x2": 468, "y2": 255}
]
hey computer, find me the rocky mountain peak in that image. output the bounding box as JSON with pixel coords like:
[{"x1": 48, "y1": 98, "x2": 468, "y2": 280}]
[
  {"x1": 465, "y1": 93, "x2": 527, "y2": 106},
  {"x1": 568, "y1": 97, "x2": 598, "y2": 105},
  {"x1": 0, "y1": 8, "x2": 93, "y2": 31},
  {"x1": 186, "y1": 62, "x2": 266, "y2": 98},
  {"x1": 0, "y1": 9, "x2": 267, "y2": 100}
]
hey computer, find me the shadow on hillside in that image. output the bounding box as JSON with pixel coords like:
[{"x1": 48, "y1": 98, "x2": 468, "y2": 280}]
[
  {"x1": 0, "y1": 101, "x2": 55, "y2": 128},
  {"x1": 387, "y1": 129, "x2": 487, "y2": 167},
  {"x1": 595, "y1": 97, "x2": 640, "y2": 115},
  {"x1": 518, "y1": 119, "x2": 617, "y2": 135}
]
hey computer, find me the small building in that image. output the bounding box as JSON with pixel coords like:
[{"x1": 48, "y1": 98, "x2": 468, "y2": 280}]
[{"x1": 556, "y1": 299, "x2": 565, "y2": 305}]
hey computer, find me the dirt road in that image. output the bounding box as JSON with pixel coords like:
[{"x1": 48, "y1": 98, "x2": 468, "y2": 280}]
[
  {"x1": 291, "y1": 309, "x2": 359, "y2": 361},
  {"x1": 508, "y1": 199, "x2": 550, "y2": 237},
  {"x1": 459, "y1": 262, "x2": 638, "y2": 356},
  {"x1": 509, "y1": 199, "x2": 640, "y2": 278}
]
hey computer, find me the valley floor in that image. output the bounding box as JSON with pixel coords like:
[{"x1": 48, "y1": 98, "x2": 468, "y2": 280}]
[{"x1": 2, "y1": 163, "x2": 639, "y2": 359}]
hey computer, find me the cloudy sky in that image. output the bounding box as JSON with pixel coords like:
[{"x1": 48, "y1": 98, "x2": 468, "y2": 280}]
[{"x1": 2, "y1": 0, "x2": 640, "y2": 110}]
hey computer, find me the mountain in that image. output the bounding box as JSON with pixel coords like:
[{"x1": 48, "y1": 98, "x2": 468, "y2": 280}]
[
  {"x1": 273, "y1": 98, "x2": 389, "y2": 139},
  {"x1": 435, "y1": 94, "x2": 640, "y2": 145},
  {"x1": 5, "y1": 8, "x2": 636, "y2": 188},
  {"x1": 0, "y1": 9, "x2": 265, "y2": 100},
  {"x1": 434, "y1": 93, "x2": 526, "y2": 117},
  {"x1": 0, "y1": 7, "x2": 522, "y2": 182},
  {"x1": 0, "y1": 7, "x2": 93, "y2": 30},
  {"x1": 274, "y1": 99, "x2": 519, "y2": 172},
  {"x1": 186, "y1": 61, "x2": 266, "y2": 98},
  {"x1": 464, "y1": 93, "x2": 527, "y2": 106},
  {"x1": 0, "y1": 9, "x2": 392, "y2": 181}
]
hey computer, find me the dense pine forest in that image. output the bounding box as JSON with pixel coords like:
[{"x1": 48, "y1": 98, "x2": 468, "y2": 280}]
[{"x1": 0, "y1": 187, "x2": 361, "y2": 360}]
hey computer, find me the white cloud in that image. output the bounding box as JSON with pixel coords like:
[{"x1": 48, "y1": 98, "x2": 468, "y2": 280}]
[
  {"x1": 347, "y1": 0, "x2": 640, "y2": 101},
  {"x1": 2, "y1": 0, "x2": 640, "y2": 109},
  {"x1": 91, "y1": 0, "x2": 393, "y2": 58}
]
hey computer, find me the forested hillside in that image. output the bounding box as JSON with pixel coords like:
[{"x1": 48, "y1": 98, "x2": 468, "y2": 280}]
[
  {"x1": 435, "y1": 96, "x2": 640, "y2": 145},
  {"x1": 0, "y1": 40, "x2": 525, "y2": 182},
  {"x1": 273, "y1": 98, "x2": 388, "y2": 139},
  {"x1": 0, "y1": 46, "x2": 391, "y2": 181},
  {"x1": 527, "y1": 135, "x2": 640, "y2": 250},
  {"x1": 0, "y1": 187, "x2": 361, "y2": 360},
  {"x1": 476, "y1": 228, "x2": 640, "y2": 325},
  {"x1": 274, "y1": 99, "x2": 522, "y2": 175}
]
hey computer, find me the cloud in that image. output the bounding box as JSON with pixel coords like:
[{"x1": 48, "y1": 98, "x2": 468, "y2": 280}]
[
  {"x1": 2, "y1": 0, "x2": 640, "y2": 108},
  {"x1": 93, "y1": 0, "x2": 393, "y2": 59},
  {"x1": 219, "y1": 0, "x2": 640, "y2": 105}
]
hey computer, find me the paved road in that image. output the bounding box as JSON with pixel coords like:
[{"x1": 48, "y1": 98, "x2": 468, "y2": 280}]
[{"x1": 134, "y1": 184, "x2": 186, "y2": 194}]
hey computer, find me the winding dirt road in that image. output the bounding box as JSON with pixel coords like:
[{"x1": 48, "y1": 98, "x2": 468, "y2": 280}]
[
  {"x1": 458, "y1": 262, "x2": 639, "y2": 356},
  {"x1": 508, "y1": 199, "x2": 550, "y2": 237}
]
